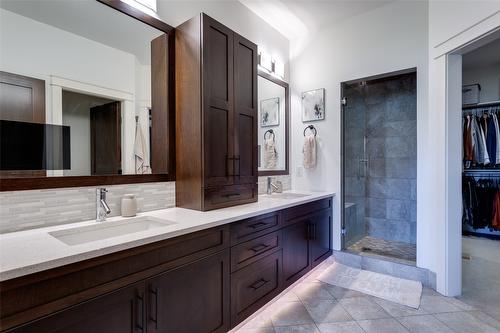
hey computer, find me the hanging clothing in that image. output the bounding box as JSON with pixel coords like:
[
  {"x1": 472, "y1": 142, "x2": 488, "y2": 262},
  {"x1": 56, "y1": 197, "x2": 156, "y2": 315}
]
[
  {"x1": 478, "y1": 117, "x2": 490, "y2": 165},
  {"x1": 486, "y1": 116, "x2": 497, "y2": 165},
  {"x1": 463, "y1": 116, "x2": 474, "y2": 165},
  {"x1": 493, "y1": 114, "x2": 500, "y2": 164},
  {"x1": 492, "y1": 190, "x2": 500, "y2": 231}
]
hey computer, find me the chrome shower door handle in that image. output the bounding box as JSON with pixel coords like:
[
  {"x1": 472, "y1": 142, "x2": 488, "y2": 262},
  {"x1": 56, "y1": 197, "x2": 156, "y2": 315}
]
[{"x1": 358, "y1": 158, "x2": 369, "y2": 179}]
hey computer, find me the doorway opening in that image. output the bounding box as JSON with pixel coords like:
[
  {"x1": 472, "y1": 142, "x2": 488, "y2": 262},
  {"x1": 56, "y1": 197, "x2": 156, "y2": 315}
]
[
  {"x1": 459, "y1": 35, "x2": 500, "y2": 318},
  {"x1": 341, "y1": 69, "x2": 417, "y2": 266},
  {"x1": 61, "y1": 90, "x2": 121, "y2": 176}
]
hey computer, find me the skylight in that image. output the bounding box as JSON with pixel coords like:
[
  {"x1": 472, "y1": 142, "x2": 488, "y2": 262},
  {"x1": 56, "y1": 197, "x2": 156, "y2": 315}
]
[{"x1": 121, "y1": 0, "x2": 157, "y2": 13}]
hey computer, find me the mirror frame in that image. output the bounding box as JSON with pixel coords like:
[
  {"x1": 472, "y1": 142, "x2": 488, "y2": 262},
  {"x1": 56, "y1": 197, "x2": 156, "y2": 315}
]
[
  {"x1": 0, "y1": 0, "x2": 176, "y2": 191},
  {"x1": 258, "y1": 69, "x2": 289, "y2": 176}
]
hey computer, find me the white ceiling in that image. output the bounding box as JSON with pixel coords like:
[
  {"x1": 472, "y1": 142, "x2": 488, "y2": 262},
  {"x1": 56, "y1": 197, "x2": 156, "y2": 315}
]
[
  {"x1": 0, "y1": 0, "x2": 164, "y2": 64},
  {"x1": 239, "y1": 0, "x2": 392, "y2": 40},
  {"x1": 462, "y1": 37, "x2": 500, "y2": 70}
]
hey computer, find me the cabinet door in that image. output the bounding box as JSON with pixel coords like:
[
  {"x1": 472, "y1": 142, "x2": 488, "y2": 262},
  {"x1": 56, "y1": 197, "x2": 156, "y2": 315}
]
[
  {"x1": 202, "y1": 14, "x2": 235, "y2": 187},
  {"x1": 310, "y1": 209, "x2": 332, "y2": 267},
  {"x1": 147, "y1": 250, "x2": 230, "y2": 333},
  {"x1": 233, "y1": 33, "x2": 258, "y2": 185},
  {"x1": 9, "y1": 282, "x2": 146, "y2": 333},
  {"x1": 282, "y1": 219, "x2": 310, "y2": 286}
]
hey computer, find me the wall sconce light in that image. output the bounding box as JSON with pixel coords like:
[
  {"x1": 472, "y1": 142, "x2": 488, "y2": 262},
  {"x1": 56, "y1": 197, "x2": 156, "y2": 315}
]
[
  {"x1": 273, "y1": 58, "x2": 285, "y2": 79},
  {"x1": 258, "y1": 51, "x2": 273, "y2": 72}
]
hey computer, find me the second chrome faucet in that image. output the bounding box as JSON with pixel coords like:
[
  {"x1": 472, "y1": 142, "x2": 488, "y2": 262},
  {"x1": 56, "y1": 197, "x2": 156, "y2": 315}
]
[{"x1": 96, "y1": 188, "x2": 111, "y2": 222}]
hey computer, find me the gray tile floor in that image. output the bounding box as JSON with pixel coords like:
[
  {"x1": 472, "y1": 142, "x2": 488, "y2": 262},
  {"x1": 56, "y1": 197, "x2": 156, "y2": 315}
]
[
  {"x1": 233, "y1": 256, "x2": 500, "y2": 333},
  {"x1": 346, "y1": 236, "x2": 416, "y2": 265}
]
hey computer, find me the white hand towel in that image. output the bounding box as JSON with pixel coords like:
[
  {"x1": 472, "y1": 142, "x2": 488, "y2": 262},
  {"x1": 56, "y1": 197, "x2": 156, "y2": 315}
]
[
  {"x1": 264, "y1": 138, "x2": 278, "y2": 169},
  {"x1": 134, "y1": 120, "x2": 151, "y2": 174},
  {"x1": 303, "y1": 135, "x2": 316, "y2": 169}
]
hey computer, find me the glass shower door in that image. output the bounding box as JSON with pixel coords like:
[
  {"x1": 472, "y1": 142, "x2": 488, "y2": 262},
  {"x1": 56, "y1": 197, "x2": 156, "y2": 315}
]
[{"x1": 341, "y1": 84, "x2": 368, "y2": 249}]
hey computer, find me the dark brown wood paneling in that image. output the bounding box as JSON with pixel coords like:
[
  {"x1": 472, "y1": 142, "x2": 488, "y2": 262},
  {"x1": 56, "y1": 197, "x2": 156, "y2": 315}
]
[
  {"x1": 310, "y1": 209, "x2": 333, "y2": 267},
  {"x1": 151, "y1": 34, "x2": 170, "y2": 175},
  {"x1": 0, "y1": 71, "x2": 45, "y2": 124},
  {"x1": 7, "y1": 282, "x2": 145, "y2": 333},
  {"x1": 147, "y1": 250, "x2": 230, "y2": 333},
  {"x1": 90, "y1": 101, "x2": 121, "y2": 175},
  {"x1": 203, "y1": 15, "x2": 234, "y2": 188},
  {"x1": 230, "y1": 211, "x2": 281, "y2": 245},
  {"x1": 233, "y1": 34, "x2": 257, "y2": 185},
  {"x1": 282, "y1": 219, "x2": 310, "y2": 287},
  {"x1": 0, "y1": 226, "x2": 229, "y2": 331},
  {"x1": 231, "y1": 231, "x2": 281, "y2": 272},
  {"x1": 174, "y1": 14, "x2": 203, "y2": 210},
  {"x1": 203, "y1": 183, "x2": 257, "y2": 210},
  {"x1": 0, "y1": 71, "x2": 46, "y2": 178},
  {"x1": 283, "y1": 198, "x2": 332, "y2": 224},
  {"x1": 230, "y1": 250, "x2": 282, "y2": 327}
]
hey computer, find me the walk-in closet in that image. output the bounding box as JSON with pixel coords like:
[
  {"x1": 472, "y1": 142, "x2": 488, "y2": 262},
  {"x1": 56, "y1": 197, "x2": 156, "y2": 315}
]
[{"x1": 460, "y1": 36, "x2": 500, "y2": 317}]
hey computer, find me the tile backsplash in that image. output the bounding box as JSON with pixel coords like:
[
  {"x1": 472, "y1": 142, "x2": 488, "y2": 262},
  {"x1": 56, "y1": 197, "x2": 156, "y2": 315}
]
[{"x1": 0, "y1": 175, "x2": 291, "y2": 233}]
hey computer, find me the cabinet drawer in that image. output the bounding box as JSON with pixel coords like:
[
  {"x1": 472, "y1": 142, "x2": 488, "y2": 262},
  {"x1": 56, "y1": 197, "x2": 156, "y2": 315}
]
[
  {"x1": 283, "y1": 198, "x2": 332, "y2": 225},
  {"x1": 204, "y1": 184, "x2": 257, "y2": 210},
  {"x1": 231, "y1": 231, "x2": 281, "y2": 272},
  {"x1": 231, "y1": 251, "x2": 282, "y2": 326},
  {"x1": 230, "y1": 211, "x2": 280, "y2": 245}
]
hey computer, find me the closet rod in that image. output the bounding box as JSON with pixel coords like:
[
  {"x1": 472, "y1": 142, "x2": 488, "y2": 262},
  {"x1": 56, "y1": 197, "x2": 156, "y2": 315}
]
[{"x1": 462, "y1": 100, "x2": 500, "y2": 110}]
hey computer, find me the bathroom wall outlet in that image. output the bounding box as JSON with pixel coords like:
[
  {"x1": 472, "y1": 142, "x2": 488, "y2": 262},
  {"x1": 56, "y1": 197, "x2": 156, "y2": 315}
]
[{"x1": 296, "y1": 166, "x2": 304, "y2": 177}]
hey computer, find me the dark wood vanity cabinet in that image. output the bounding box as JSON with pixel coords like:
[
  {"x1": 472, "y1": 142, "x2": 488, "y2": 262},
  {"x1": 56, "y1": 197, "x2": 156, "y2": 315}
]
[
  {"x1": 146, "y1": 250, "x2": 230, "y2": 333},
  {"x1": 282, "y1": 201, "x2": 333, "y2": 287},
  {"x1": 2, "y1": 198, "x2": 332, "y2": 333},
  {"x1": 175, "y1": 13, "x2": 258, "y2": 211},
  {"x1": 9, "y1": 282, "x2": 146, "y2": 333}
]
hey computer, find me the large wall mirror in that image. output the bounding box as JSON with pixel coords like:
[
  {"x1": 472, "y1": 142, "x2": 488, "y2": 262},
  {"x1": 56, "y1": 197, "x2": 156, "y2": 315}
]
[
  {"x1": 0, "y1": 0, "x2": 174, "y2": 190},
  {"x1": 258, "y1": 70, "x2": 289, "y2": 176}
]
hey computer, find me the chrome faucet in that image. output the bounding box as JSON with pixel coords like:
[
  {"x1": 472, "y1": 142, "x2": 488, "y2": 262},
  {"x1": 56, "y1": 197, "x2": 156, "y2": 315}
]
[
  {"x1": 96, "y1": 188, "x2": 111, "y2": 222},
  {"x1": 267, "y1": 177, "x2": 279, "y2": 195}
]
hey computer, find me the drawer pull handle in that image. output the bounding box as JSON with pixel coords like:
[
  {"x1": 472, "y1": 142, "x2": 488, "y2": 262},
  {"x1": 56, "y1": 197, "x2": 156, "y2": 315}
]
[
  {"x1": 249, "y1": 278, "x2": 270, "y2": 290},
  {"x1": 136, "y1": 293, "x2": 145, "y2": 332},
  {"x1": 251, "y1": 243, "x2": 271, "y2": 253},
  {"x1": 224, "y1": 192, "x2": 241, "y2": 198},
  {"x1": 149, "y1": 287, "x2": 159, "y2": 328},
  {"x1": 248, "y1": 221, "x2": 267, "y2": 229}
]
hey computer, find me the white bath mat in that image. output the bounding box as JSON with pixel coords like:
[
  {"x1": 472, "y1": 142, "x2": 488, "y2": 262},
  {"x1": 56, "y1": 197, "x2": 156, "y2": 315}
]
[{"x1": 317, "y1": 262, "x2": 422, "y2": 308}]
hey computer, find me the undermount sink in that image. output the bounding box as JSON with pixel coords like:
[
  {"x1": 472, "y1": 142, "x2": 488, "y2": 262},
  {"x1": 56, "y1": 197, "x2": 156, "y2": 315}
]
[
  {"x1": 49, "y1": 216, "x2": 177, "y2": 246},
  {"x1": 263, "y1": 193, "x2": 310, "y2": 199}
]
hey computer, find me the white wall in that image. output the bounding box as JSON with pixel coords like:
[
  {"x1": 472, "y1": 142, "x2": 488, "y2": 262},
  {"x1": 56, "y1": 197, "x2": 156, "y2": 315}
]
[
  {"x1": 156, "y1": 0, "x2": 290, "y2": 80},
  {"x1": 463, "y1": 64, "x2": 500, "y2": 103},
  {"x1": 289, "y1": 1, "x2": 428, "y2": 255},
  {"x1": 427, "y1": 2, "x2": 500, "y2": 295}
]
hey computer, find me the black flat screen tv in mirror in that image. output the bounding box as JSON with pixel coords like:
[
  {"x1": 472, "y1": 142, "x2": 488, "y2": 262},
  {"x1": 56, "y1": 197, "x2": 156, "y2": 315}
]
[{"x1": 0, "y1": 120, "x2": 71, "y2": 171}]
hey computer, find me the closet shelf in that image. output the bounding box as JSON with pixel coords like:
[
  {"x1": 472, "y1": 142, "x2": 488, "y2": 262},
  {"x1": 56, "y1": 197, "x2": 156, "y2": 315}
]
[{"x1": 462, "y1": 100, "x2": 500, "y2": 110}]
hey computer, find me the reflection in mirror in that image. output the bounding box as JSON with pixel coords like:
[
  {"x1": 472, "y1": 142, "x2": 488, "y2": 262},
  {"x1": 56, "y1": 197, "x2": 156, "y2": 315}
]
[
  {"x1": 258, "y1": 73, "x2": 288, "y2": 174},
  {"x1": 0, "y1": 0, "x2": 167, "y2": 178}
]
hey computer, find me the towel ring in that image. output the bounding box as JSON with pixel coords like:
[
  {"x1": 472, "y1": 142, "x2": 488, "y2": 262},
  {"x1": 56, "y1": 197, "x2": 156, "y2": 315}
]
[
  {"x1": 264, "y1": 129, "x2": 275, "y2": 141},
  {"x1": 303, "y1": 125, "x2": 317, "y2": 137}
]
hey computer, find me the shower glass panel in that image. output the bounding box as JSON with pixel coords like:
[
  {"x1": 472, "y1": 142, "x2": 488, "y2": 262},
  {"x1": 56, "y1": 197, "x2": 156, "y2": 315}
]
[{"x1": 342, "y1": 72, "x2": 417, "y2": 264}]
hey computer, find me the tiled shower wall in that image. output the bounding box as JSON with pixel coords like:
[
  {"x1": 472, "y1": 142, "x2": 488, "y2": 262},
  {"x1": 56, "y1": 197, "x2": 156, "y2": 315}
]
[
  {"x1": 344, "y1": 73, "x2": 417, "y2": 245},
  {"x1": 364, "y1": 74, "x2": 417, "y2": 244},
  {"x1": 0, "y1": 176, "x2": 291, "y2": 233}
]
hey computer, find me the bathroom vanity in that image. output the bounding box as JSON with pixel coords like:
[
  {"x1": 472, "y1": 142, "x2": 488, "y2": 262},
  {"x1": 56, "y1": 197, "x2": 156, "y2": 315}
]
[{"x1": 0, "y1": 193, "x2": 333, "y2": 333}]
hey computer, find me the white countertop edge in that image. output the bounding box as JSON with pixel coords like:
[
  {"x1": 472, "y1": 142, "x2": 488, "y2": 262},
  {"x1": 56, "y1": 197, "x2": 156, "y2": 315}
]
[{"x1": 0, "y1": 191, "x2": 335, "y2": 281}]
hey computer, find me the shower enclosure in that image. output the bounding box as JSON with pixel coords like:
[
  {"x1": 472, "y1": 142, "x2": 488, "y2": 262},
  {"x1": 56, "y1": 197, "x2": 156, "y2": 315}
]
[{"x1": 341, "y1": 70, "x2": 417, "y2": 264}]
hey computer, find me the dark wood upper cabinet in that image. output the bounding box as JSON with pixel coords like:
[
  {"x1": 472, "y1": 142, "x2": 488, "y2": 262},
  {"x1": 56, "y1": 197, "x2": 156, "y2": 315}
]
[{"x1": 175, "y1": 13, "x2": 258, "y2": 211}]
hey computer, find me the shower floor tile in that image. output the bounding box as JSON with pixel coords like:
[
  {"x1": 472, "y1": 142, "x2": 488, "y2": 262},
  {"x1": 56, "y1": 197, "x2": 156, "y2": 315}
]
[{"x1": 346, "y1": 236, "x2": 416, "y2": 265}]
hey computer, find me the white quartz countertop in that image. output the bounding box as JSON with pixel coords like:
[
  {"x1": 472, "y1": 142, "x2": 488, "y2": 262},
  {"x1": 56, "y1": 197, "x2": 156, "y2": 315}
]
[{"x1": 0, "y1": 191, "x2": 334, "y2": 281}]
